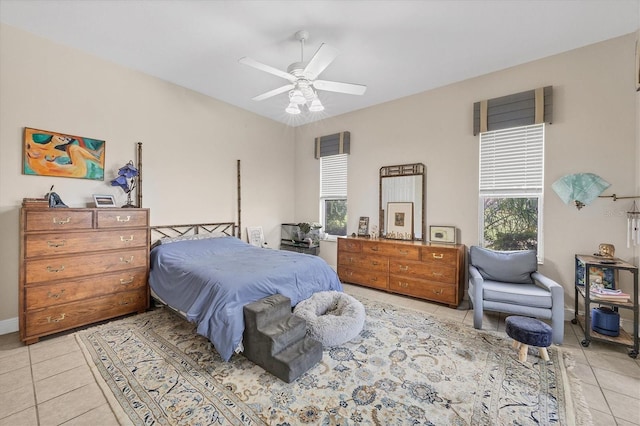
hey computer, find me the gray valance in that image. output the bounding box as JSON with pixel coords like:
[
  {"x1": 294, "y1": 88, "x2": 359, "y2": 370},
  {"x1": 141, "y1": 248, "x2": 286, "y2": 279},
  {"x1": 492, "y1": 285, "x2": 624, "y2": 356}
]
[
  {"x1": 473, "y1": 86, "x2": 552, "y2": 135},
  {"x1": 314, "y1": 131, "x2": 350, "y2": 159}
]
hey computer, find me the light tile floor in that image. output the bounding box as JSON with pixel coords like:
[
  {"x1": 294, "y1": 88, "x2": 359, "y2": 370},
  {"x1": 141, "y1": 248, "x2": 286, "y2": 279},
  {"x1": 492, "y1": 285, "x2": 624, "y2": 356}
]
[{"x1": 1, "y1": 284, "x2": 639, "y2": 425}]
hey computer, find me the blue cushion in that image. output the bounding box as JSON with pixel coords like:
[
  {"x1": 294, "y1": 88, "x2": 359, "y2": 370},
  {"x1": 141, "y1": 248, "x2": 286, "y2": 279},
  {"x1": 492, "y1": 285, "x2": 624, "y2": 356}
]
[
  {"x1": 470, "y1": 246, "x2": 537, "y2": 284},
  {"x1": 482, "y1": 281, "x2": 552, "y2": 308},
  {"x1": 505, "y1": 316, "x2": 552, "y2": 347}
]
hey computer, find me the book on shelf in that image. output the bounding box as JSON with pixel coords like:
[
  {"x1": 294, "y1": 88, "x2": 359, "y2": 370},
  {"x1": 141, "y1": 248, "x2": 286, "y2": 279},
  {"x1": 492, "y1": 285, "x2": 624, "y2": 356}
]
[{"x1": 589, "y1": 287, "x2": 630, "y2": 302}]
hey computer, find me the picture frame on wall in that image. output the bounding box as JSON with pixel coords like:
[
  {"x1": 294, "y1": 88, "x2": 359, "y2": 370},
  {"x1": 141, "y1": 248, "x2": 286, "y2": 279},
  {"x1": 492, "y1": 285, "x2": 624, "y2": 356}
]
[
  {"x1": 23, "y1": 127, "x2": 105, "y2": 180},
  {"x1": 93, "y1": 194, "x2": 116, "y2": 208},
  {"x1": 429, "y1": 225, "x2": 456, "y2": 244},
  {"x1": 357, "y1": 216, "x2": 369, "y2": 236},
  {"x1": 386, "y1": 202, "x2": 413, "y2": 239}
]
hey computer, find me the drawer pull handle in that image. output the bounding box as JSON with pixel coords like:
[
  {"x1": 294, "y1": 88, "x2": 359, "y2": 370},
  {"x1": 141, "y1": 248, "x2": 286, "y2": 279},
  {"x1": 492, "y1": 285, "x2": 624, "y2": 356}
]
[
  {"x1": 399, "y1": 265, "x2": 408, "y2": 271},
  {"x1": 370, "y1": 277, "x2": 378, "y2": 282},
  {"x1": 53, "y1": 217, "x2": 71, "y2": 225},
  {"x1": 120, "y1": 277, "x2": 135, "y2": 285},
  {"x1": 399, "y1": 281, "x2": 409, "y2": 288},
  {"x1": 47, "y1": 313, "x2": 66, "y2": 323},
  {"x1": 119, "y1": 298, "x2": 133, "y2": 306},
  {"x1": 46, "y1": 265, "x2": 65, "y2": 273},
  {"x1": 432, "y1": 253, "x2": 444, "y2": 259},
  {"x1": 348, "y1": 257, "x2": 354, "y2": 263},
  {"x1": 371, "y1": 246, "x2": 379, "y2": 251},
  {"x1": 371, "y1": 261, "x2": 379, "y2": 266},
  {"x1": 120, "y1": 256, "x2": 134, "y2": 264},
  {"x1": 47, "y1": 289, "x2": 65, "y2": 299},
  {"x1": 432, "y1": 272, "x2": 443, "y2": 277},
  {"x1": 432, "y1": 289, "x2": 444, "y2": 295},
  {"x1": 120, "y1": 235, "x2": 134, "y2": 242},
  {"x1": 47, "y1": 240, "x2": 66, "y2": 248},
  {"x1": 116, "y1": 215, "x2": 131, "y2": 222},
  {"x1": 399, "y1": 249, "x2": 409, "y2": 254}
]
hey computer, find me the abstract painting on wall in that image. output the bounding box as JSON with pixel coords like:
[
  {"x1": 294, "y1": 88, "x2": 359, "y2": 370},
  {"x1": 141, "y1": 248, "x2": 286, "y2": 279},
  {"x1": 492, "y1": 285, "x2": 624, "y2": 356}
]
[{"x1": 23, "y1": 127, "x2": 105, "y2": 180}]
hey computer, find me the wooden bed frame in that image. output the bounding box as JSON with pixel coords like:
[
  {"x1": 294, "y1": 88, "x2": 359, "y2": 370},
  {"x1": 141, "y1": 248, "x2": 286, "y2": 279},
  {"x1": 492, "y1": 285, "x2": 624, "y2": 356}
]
[
  {"x1": 135, "y1": 142, "x2": 242, "y2": 240},
  {"x1": 150, "y1": 222, "x2": 237, "y2": 245}
]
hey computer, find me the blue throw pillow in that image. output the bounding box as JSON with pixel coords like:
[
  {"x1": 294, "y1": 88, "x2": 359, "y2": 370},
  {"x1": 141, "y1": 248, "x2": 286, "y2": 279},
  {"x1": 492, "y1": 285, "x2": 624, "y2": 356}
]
[{"x1": 470, "y1": 246, "x2": 537, "y2": 284}]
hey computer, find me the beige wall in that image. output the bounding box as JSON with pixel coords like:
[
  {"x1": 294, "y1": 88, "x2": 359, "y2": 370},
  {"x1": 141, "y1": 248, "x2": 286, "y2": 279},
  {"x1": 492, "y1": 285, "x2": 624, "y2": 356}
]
[
  {"x1": 295, "y1": 33, "x2": 639, "y2": 316},
  {"x1": 1, "y1": 23, "x2": 638, "y2": 331},
  {"x1": 0, "y1": 24, "x2": 296, "y2": 327}
]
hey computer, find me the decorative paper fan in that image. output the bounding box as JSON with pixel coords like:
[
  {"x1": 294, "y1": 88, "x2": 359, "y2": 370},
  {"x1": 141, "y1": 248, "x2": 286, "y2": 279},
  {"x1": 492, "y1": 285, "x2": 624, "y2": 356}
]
[{"x1": 551, "y1": 173, "x2": 610, "y2": 209}]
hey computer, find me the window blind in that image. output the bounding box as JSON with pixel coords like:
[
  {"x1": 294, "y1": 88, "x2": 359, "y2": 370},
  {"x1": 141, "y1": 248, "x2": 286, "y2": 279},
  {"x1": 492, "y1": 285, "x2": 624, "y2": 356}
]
[
  {"x1": 321, "y1": 154, "x2": 348, "y2": 198},
  {"x1": 479, "y1": 124, "x2": 544, "y2": 195},
  {"x1": 315, "y1": 131, "x2": 350, "y2": 158},
  {"x1": 473, "y1": 86, "x2": 552, "y2": 136}
]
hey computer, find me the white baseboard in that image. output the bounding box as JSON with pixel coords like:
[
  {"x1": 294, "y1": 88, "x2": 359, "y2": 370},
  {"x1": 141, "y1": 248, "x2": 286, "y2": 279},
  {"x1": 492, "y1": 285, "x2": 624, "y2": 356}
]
[{"x1": 0, "y1": 317, "x2": 18, "y2": 335}]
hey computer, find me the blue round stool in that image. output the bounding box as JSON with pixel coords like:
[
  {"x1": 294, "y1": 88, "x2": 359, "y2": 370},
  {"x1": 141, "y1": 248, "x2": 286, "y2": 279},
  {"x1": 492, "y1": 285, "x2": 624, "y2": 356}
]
[{"x1": 505, "y1": 316, "x2": 552, "y2": 362}]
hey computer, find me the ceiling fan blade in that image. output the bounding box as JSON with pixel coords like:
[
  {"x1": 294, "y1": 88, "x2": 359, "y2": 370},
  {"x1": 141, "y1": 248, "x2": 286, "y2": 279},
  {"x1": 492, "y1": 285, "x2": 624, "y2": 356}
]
[
  {"x1": 313, "y1": 79, "x2": 367, "y2": 95},
  {"x1": 303, "y1": 43, "x2": 339, "y2": 80},
  {"x1": 239, "y1": 57, "x2": 296, "y2": 82},
  {"x1": 252, "y1": 84, "x2": 295, "y2": 101}
]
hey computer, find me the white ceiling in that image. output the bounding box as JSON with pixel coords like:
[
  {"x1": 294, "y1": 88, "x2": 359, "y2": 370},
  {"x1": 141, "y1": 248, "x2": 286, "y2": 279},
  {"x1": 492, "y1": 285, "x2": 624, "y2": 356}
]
[{"x1": 1, "y1": 0, "x2": 639, "y2": 126}]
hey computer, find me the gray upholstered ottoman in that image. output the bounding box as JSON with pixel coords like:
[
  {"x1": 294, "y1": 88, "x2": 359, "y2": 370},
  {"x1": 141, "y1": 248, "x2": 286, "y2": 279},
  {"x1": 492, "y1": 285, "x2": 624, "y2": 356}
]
[{"x1": 505, "y1": 316, "x2": 552, "y2": 362}]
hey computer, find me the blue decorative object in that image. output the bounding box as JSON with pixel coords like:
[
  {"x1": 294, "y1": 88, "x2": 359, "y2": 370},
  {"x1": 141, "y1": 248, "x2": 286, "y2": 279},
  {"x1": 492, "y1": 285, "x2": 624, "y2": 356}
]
[
  {"x1": 505, "y1": 316, "x2": 553, "y2": 362},
  {"x1": 591, "y1": 307, "x2": 620, "y2": 337},
  {"x1": 575, "y1": 257, "x2": 616, "y2": 289},
  {"x1": 110, "y1": 160, "x2": 138, "y2": 208}
]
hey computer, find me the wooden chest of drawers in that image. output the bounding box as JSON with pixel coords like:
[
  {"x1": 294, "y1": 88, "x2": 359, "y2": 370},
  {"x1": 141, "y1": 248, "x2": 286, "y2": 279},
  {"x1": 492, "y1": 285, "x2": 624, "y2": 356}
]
[
  {"x1": 19, "y1": 207, "x2": 150, "y2": 344},
  {"x1": 338, "y1": 237, "x2": 465, "y2": 308}
]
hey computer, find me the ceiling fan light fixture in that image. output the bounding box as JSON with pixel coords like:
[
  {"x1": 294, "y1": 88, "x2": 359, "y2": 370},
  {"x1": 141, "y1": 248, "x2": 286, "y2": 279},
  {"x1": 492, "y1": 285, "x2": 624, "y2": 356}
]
[
  {"x1": 285, "y1": 102, "x2": 301, "y2": 115},
  {"x1": 289, "y1": 89, "x2": 306, "y2": 104},
  {"x1": 240, "y1": 30, "x2": 367, "y2": 118},
  {"x1": 309, "y1": 97, "x2": 324, "y2": 112}
]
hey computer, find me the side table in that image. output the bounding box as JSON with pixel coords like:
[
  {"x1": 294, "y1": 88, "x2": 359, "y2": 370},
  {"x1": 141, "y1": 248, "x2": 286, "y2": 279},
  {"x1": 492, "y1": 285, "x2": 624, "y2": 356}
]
[{"x1": 572, "y1": 254, "x2": 638, "y2": 358}]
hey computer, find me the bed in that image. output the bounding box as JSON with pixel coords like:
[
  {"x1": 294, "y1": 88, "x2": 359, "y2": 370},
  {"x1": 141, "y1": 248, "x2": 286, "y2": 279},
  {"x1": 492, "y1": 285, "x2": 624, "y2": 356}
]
[{"x1": 149, "y1": 223, "x2": 343, "y2": 361}]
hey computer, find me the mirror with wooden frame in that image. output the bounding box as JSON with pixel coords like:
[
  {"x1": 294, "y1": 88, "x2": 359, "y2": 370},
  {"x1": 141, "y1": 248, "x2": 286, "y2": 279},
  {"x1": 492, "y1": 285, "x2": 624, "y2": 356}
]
[{"x1": 379, "y1": 163, "x2": 426, "y2": 241}]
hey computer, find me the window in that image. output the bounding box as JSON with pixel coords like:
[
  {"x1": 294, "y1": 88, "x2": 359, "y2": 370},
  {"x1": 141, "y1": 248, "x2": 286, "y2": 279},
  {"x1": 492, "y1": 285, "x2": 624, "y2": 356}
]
[
  {"x1": 479, "y1": 124, "x2": 544, "y2": 259},
  {"x1": 320, "y1": 154, "x2": 347, "y2": 236}
]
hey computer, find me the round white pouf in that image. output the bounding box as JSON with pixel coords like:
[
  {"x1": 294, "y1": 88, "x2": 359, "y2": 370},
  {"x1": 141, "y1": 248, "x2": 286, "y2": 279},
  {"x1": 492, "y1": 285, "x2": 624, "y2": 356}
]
[{"x1": 293, "y1": 291, "x2": 366, "y2": 347}]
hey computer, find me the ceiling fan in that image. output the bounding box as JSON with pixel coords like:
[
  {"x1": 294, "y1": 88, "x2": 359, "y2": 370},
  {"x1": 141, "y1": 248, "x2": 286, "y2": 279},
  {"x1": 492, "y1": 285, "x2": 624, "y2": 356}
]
[{"x1": 239, "y1": 30, "x2": 367, "y2": 114}]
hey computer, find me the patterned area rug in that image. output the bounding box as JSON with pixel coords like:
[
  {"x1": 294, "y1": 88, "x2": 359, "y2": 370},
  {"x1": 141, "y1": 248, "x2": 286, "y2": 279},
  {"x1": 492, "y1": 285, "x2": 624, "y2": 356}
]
[{"x1": 76, "y1": 298, "x2": 591, "y2": 425}]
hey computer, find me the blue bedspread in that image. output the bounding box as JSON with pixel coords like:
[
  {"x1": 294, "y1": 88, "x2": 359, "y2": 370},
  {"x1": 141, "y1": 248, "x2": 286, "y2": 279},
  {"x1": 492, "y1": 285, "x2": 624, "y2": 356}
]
[{"x1": 149, "y1": 237, "x2": 343, "y2": 361}]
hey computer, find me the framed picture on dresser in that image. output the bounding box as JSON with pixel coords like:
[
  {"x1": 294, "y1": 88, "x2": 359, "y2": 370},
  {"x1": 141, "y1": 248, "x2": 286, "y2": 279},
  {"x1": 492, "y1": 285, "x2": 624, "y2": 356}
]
[
  {"x1": 386, "y1": 202, "x2": 413, "y2": 238},
  {"x1": 93, "y1": 194, "x2": 116, "y2": 208},
  {"x1": 357, "y1": 217, "x2": 369, "y2": 236},
  {"x1": 430, "y1": 225, "x2": 456, "y2": 244}
]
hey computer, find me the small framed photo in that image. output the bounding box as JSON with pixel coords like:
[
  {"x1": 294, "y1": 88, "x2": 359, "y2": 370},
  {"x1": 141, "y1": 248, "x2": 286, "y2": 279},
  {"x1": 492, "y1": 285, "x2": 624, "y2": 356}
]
[
  {"x1": 386, "y1": 202, "x2": 413, "y2": 239},
  {"x1": 357, "y1": 216, "x2": 369, "y2": 236},
  {"x1": 93, "y1": 194, "x2": 116, "y2": 208},
  {"x1": 247, "y1": 226, "x2": 265, "y2": 247},
  {"x1": 429, "y1": 225, "x2": 456, "y2": 244}
]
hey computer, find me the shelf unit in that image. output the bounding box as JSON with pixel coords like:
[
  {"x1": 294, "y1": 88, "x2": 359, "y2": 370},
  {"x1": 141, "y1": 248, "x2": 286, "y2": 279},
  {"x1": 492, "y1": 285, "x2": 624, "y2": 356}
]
[{"x1": 572, "y1": 254, "x2": 638, "y2": 358}]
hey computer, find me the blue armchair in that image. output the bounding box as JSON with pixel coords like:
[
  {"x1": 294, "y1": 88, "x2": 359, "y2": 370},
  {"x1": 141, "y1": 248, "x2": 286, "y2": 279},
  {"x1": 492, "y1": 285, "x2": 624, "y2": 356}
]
[{"x1": 468, "y1": 246, "x2": 564, "y2": 345}]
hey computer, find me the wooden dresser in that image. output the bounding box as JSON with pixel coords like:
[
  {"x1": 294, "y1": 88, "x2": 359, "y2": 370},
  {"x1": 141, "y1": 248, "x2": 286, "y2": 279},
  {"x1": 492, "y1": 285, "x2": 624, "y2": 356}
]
[
  {"x1": 19, "y1": 207, "x2": 150, "y2": 344},
  {"x1": 338, "y1": 237, "x2": 466, "y2": 308}
]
